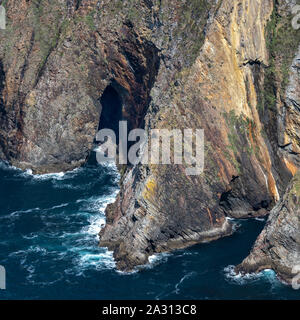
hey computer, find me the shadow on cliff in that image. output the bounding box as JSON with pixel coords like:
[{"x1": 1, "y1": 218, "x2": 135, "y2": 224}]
[{"x1": 98, "y1": 85, "x2": 123, "y2": 142}]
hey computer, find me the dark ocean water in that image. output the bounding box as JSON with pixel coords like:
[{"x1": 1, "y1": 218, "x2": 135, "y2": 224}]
[{"x1": 0, "y1": 157, "x2": 299, "y2": 300}]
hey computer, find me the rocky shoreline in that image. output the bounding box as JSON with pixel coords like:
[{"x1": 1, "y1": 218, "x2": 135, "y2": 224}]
[
  {"x1": 236, "y1": 172, "x2": 300, "y2": 285},
  {"x1": 0, "y1": 0, "x2": 299, "y2": 285}
]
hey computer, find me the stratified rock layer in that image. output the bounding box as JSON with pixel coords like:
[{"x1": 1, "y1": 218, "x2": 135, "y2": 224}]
[
  {"x1": 236, "y1": 172, "x2": 300, "y2": 284},
  {"x1": 0, "y1": 0, "x2": 299, "y2": 278},
  {"x1": 100, "y1": 0, "x2": 300, "y2": 271}
]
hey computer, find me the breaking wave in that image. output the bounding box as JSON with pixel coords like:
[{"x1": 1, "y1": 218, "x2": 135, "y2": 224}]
[
  {"x1": 224, "y1": 265, "x2": 280, "y2": 287},
  {"x1": 0, "y1": 160, "x2": 120, "y2": 287},
  {"x1": 0, "y1": 160, "x2": 297, "y2": 299}
]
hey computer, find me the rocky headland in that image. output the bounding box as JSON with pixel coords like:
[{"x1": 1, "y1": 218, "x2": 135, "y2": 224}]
[{"x1": 0, "y1": 0, "x2": 299, "y2": 283}]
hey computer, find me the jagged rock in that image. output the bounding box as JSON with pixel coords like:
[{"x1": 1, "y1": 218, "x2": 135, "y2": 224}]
[
  {"x1": 0, "y1": 0, "x2": 299, "y2": 278},
  {"x1": 236, "y1": 172, "x2": 300, "y2": 284},
  {"x1": 100, "y1": 0, "x2": 299, "y2": 271}
]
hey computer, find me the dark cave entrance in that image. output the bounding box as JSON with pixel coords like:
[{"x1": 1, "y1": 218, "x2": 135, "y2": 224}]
[
  {"x1": 90, "y1": 31, "x2": 160, "y2": 167},
  {"x1": 98, "y1": 85, "x2": 123, "y2": 142},
  {"x1": 87, "y1": 85, "x2": 123, "y2": 166}
]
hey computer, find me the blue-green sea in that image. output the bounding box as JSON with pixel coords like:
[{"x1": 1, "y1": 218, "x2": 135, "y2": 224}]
[{"x1": 0, "y1": 157, "x2": 299, "y2": 300}]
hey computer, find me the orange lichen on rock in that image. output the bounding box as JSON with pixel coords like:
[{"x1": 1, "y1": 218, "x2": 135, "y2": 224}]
[
  {"x1": 142, "y1": 177, "x2": 157, "y2": 203},
  {"x1": 284, "y1": 158, "x2": 298, "y2": 176}
]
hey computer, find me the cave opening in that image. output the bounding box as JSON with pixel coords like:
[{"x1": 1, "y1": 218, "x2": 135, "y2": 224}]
[
  {"x1": 87, "y1": 84, "x2": 123, "y2": 166},
  {"x1": 91, "y1": 34, "x2": 160, "y2": 168},
  {"x1": 98, "y1": 85, "x2": 123, "y2": 142}
]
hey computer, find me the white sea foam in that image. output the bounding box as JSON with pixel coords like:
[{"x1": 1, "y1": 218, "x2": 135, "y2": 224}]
[
  {"x1": 48, "y1": 203, "x2": 69, "y2": 210},
  {"x1": 84, "y1": 215, "x2": 106, "y2": 235},
  {"x1": 255, "y1": 217, "x2": 266, "y2": 222},
  {"x1": 226, "y1": 217, "x2": 242, "y2": 233},
  {"x1": 224, "y1": 265, "x2": 279, "y2": 286},
  {"x1": 116, "y1": 250, "x2": 172, "y2": 276},
  {"x1": 0, "y1": 161, "x2": 20, "y2": 172},
  {"x1": 1, "y1": 159, "x2": 121, "y2": 274},
  {"x1": 27, "y1": 245, "x2": 48, "y2": 255},
  {"x1": 7, "y1": 203, "x2": 69, "y2": 218},
  {"x1": 78, "y1": 251, "x2": 116, "y2": 270},
  {"x1": 0, "y1": 160, "x2": 70, "y2": 180},
  {"x1": 22, "y1": 233, "x2": 39, "y2": 240},
  {"x1": 81, "y1": 190, "x2": 119, "y2": 236},
  {"x1": 174, "y1": 271, "x2": 197, "y2": 294},
  {"x1": 224, "y1": 265, "x2": 258, "y2": 284},
  {"x1": 32, "y1": 171, "x2": 65, "y2": 180},
  {"x1": 226, "y1": 217, "x2": 236, "y2": 221},
  {"x1": 143, "y1": 252, "x2": 171, "y2": 270},
  {"x1": 68, "y1": 189, "x2": 119, "y2": 272},
  {"x1": 148, "y1": 253, "x2": 170, "y2": 265},
  {"x1": 10, "y1": 207, "x2": 41, "y2": 217},
  {"x1": 23, "y1": 169, "x2": 68, "y2": 181}
]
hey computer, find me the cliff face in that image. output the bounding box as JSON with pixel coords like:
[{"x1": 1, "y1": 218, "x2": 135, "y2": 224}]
[
  {"x1": 236, "y1": 2, "x2": 300, "y2": 283},
  {"x1": 236, "y1": 172, "x2": 300, "y2": 284},
  {"x1": 0, "y1": 0, "x2": 161, "y2": 172},
  {"x1": 0, "y1": 0, "x2": 299, "y2": 279},
  {"x1": 101, "y1": 0, "x2": 300, "y2": 272}
]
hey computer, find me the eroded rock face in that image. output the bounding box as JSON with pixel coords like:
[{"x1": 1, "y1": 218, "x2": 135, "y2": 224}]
[
  {"x1": 236, "y1": 172, "x2": 300, "y2": 284},
  {"x1": 0, "y1": 0, "x2": 160, "y2": 172},
  {"x1": 0, "y1": 0, "x2": 299, "y2": 277},
  {"x1": 100, "y1": 0, "x2": 299, "y2": 271},
  {"x1": 279, "y1": 45, "x2": 300, "y2": 170},
  {"x1": 236, "y1": 3, "x2": 300, "y2": 283}
]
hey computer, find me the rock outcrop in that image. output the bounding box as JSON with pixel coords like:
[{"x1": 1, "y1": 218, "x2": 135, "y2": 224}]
[
  {"x1": 236, "y1": 2, "x2": 300, "y2": 283},
  {"x1": 0, "y1": 0, "x2": 299, "y2": 280},
  {"x1": 236, "y1": 172, "x2": 300, "y2": 284},
  {"x1": 100, "y1": 0, "x2": 300, "y2": 272},
  {"x1": 0, "y1": 0, "x2": 161, "y2": 172}
]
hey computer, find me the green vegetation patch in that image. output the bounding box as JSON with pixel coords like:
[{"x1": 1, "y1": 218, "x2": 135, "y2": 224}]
[
  {"x1": 260, "y1": 0, "x2": 300, "y2": 114},
  {"x1": 223, "y1": 110, "x2": 257, "y2": 174},
  {"x1": 291, "y1": 172, "x2": 300, "y2": 196}
]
